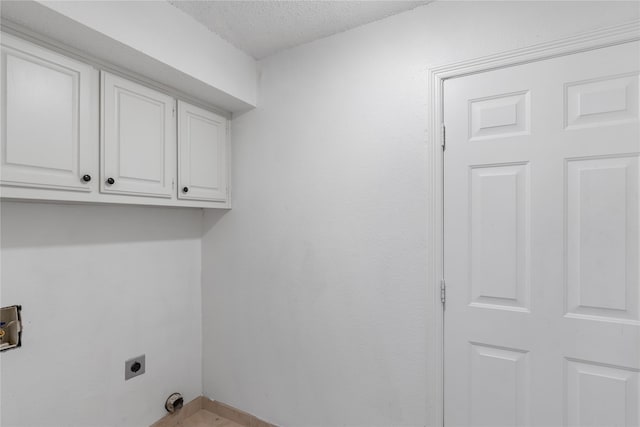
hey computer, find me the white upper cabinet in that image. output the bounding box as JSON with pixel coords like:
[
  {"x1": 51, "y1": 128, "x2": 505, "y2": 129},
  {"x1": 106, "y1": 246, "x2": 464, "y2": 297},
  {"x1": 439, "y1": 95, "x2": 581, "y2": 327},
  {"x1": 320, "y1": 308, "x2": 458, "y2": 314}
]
[
  {"x1": 1, "y1": 33, "x2": 230, "y2": 208},
  {"x1": 0, "y1": 33, "x2": 98, "y2": 192},
  {"x1": 101, "y1": 72, "x2": 176, "y2": 198},
  {"x1": 178, "y1": 100, "x2": 228, "y2": 202}
]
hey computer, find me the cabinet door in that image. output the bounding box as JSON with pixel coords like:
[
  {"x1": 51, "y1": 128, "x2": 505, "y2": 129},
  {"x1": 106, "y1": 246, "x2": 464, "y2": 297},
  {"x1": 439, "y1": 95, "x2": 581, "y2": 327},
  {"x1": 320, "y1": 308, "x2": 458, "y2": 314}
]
[
  {"x1": 178, "y1": 101, "x2": 228, "y2": 202},
  {"x1": 1, "y1": 33, "x2": 98, "y2": 192},
  {"x1": 101, "y1": 72, "x2": 175, "y2": 198}
]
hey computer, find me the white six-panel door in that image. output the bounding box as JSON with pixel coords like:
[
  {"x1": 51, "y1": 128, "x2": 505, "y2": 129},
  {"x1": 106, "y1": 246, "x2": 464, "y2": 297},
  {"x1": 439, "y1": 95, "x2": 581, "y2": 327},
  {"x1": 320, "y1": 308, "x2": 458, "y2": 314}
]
[
  {"x1": 177, "y1": 100, "x2": 228, "y2": 202},
  {"x1": 101, "y1": 71, "x2": 175, "y2": 198},
  {"x1": 0, "y1": 33, "x2": 98, "y2": 192},
  {"x1": 444, "y1": 41, "x2": 639, "y2": 426}
]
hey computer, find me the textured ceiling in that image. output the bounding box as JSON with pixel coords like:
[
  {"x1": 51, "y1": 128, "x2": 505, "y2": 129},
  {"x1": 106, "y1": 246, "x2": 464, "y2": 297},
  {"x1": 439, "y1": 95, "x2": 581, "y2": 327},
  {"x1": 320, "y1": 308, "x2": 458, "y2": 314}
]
[{"x1": 168, "y1": 1, "x2": 430, "y2": 59}]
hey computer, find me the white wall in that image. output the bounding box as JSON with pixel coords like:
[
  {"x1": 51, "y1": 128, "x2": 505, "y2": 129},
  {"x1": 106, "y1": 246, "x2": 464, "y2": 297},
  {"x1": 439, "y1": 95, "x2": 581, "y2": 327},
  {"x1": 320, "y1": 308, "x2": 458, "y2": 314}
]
[
  {"x1": 38, "y1": 0, "x2": 256, "y2": 106},
  {"x1": 201, "y1": 2, "x2": 640, "y2": 426},
  {"x1": 0, "y1": 202, "x2": 204, "y2": 427}
]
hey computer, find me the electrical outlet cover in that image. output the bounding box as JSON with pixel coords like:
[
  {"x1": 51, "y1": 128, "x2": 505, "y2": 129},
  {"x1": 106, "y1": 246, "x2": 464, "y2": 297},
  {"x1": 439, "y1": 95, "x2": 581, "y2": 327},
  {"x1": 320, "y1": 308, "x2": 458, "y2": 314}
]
[{"x1": 125, "y1": 355, "x2": 145, "y2": 380}]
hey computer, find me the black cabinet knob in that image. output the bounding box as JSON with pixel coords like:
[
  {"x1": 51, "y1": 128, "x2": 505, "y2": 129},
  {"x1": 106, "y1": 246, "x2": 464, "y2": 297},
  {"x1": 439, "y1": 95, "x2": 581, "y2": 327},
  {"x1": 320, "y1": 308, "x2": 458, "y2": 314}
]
[
  {"x1": 182, "y1": 187, "x2": 189, "y2": 193},
  {"x1": 106, "y1": 177, "x2": 115, "y2": 185},
  {"x1": 82, "y1": 174, "x2": 91, "y2": 182}
]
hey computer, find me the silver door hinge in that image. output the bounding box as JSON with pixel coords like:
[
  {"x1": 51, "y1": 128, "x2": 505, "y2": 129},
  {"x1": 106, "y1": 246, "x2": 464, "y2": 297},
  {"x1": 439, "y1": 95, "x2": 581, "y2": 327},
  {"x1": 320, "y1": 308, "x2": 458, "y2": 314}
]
[
  {"x1": 441, "y1": 124, "x2": 446, "y2": 151},
  {"x1": 440, "y1": 279, "x2": 446, "y2": 305}
]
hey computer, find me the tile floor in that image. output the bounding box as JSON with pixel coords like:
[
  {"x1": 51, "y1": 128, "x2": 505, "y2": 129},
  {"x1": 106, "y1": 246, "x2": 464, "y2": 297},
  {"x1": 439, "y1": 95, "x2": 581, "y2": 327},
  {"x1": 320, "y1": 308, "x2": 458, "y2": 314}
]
[
  {"x1": 179, "y1": 410, "x2": 244, "y2": 427},
  {"x1": 150, "y1": 397, "x2": 275, "y2": 427}
]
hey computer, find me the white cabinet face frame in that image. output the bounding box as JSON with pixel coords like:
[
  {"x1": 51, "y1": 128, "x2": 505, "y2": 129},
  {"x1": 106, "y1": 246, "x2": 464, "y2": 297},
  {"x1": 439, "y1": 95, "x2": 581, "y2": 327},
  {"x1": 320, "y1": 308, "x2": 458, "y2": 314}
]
[
  {"x1": 178, "y1": 100, "x2": 229, "y2": 202},
  {"x1": 0, "y1": 33, "x2": 98, "y2": 192},
  {"x1": 101, "y1": 71, "x2": 176, "y2": 198}
]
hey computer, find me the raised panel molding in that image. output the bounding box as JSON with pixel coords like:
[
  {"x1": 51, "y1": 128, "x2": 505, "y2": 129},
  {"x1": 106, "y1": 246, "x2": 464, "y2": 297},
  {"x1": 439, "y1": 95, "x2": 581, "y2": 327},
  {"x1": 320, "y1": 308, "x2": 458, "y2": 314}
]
[
  {"x1": 565, "y1": 73, "x2": 639, "y2": 129},
  {"x1": 470, "y1": 343, "x2": 530, "y2": 426},
  {"x1": 5, "y1": 55, "x2": 76, "y2": 171},
  {"x1": 116, "y1": 89, "x2": 165, "y2": 182},
  {"x1": 101, "y1": 71, "x2": 175, "y2": 198},
  {"x1": 469, "y1": 162, "x2": 531, "y2": 311},
  {"x1": 0, "y1": 32, "x2": 97, "y2": 192},
  {"x1": 565, "y1": 358, "x2": 639, "y2": 427},
  {"x1": 469, "y1": 91, "x2": 530, "y2": 141},
  {"x1": 565, "y1": 155, "x2": 639, "y2": 324},
  {"x1": 178, "y1": 100, "x2": 228, "y2": 202}
]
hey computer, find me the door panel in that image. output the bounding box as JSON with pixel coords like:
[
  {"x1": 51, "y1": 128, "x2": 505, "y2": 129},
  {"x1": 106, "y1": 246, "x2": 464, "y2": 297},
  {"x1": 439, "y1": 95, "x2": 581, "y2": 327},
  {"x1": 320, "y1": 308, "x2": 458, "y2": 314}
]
[
  {"x1": 565, "y1": 73, "x2": 638, "y2": 129},
  {"x1": 177, "y1": 100, "x2": 228, "y2": 202},
  {"x1": 444, "y1": 41, "x2": 640, "y2": 427},
  {"x1": 1, "y1": 33, "x2": 97, "y2": 192},
  {"x1": 469, "y1": 343, "x2": 530, "y2": 427},
  {"x1": 566, "y1": 155, "x2": 638, "y2": 321},
  {"x1": 565, "y1": 358, "x2": 639, "y2": 427},
  {"x1": 469, "y1": 91, "x2": 530, "y2": 140},
  {"x1": 101, "y1": 72, "x2": 175, "y2": 198},
  {"x1": 469, "y1": 162, "x2": 530, "y2": 311}
]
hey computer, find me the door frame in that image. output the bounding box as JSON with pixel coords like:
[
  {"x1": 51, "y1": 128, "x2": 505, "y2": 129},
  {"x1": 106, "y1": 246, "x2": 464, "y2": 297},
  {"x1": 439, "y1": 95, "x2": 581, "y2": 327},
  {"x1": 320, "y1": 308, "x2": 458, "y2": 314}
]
[{"x1": 425, "y1": 18, "x2": 640, "y2": 427}]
